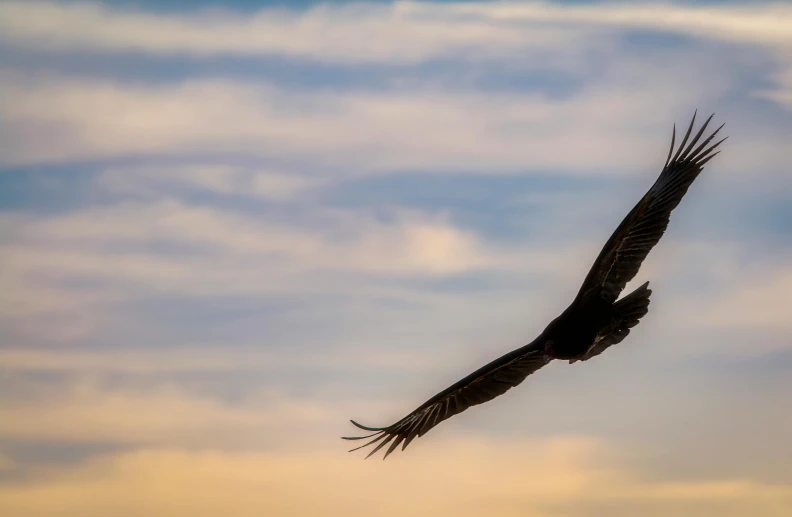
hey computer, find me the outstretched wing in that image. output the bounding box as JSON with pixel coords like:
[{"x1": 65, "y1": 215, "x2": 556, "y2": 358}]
[
  {"x1": 578, "y1": 112, "x2": 726, "y2": 303},
  {"x1": 343, "y1": 341, "x2": 549, "y2": 459}
]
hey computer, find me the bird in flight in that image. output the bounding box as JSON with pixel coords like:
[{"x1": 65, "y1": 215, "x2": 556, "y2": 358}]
[{"x1": 343, "y1": 112, "x2": 726, "y2": 460}]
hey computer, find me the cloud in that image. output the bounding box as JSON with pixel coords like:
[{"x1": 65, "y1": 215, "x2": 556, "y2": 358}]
[
  {"x1": 0, "y1": 379, "x2": 334, "y2": 448},
  {"x1": 1, "y1": 67, "x2": 778, "y2": 172},
  {"x1": 0, "y1": 0, "x2": 562, "y2": 64},
  {"x1": 2, "y1": 199, "x2": 514, "y2": 280},
  {"x1": 756, "y1": 49, "x2": 792, "y2": 110},
  {"x1": 0, "y1": 1, "x2": 789, "y2": 63},
  {"x1": 97, "y1": 165, "x2": 320, "y2": 201},
  {"x1": 0, "y1": 345, "x2": 438, "y2": 375},
  {"x1": 684, "y1": 261, "x2": 792, "y2": 334},
  {"x1": 2, "y1": 191, "x2": 790, "y2": 348},
  {"x1": 625, "y1": 241, "x2": 792, "y2": 337},
  {"x1": 0, "y1": 198, "x2": 558, "y2": 342},
  {"x1": 0, "y1": 4, "x2": 790, "y2": 514},
  {"x1": 1, "y1": 61, "x2": 788, "y2": 173},
  {"x1": 1, "y1": 3, "x2": 790, "y2": 169},
  {"x1": 0, "y1": 440, "x2": 790, "y2": 517},
  {"x1": 451, "y1": 1, "x2": 792, "y2": 47}
]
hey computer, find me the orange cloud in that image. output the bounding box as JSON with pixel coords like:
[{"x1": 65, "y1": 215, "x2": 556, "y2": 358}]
[{"x1": 1, "y1": 439, "x2": 790, "y2": 517}]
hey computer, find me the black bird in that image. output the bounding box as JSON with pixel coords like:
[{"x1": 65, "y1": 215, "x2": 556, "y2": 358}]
[{"x1": 343, "y1": 112, "x2": 726, "y2": 460}]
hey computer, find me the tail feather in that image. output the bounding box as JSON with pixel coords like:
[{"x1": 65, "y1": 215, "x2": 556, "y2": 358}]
[
  {"x1": 614, "y1": 281, "x2": 652, "y2": 326},
  {"x1": 572, "y1": 281, "x2": 652, "y2": 363}
]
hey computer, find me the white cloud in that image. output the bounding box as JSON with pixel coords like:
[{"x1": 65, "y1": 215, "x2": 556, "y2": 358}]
[
  {"x1": 0, "y1": 200, "x2": 557, "y2": 342},
  {"x1": 0, "y1": 66, "x2": 749, "y2": 171},
  {"x1": 2, "y1": 195, "x2": 790, "y2": 351},
  {"x1": 0, "y1": 1, "x2": 789, "y2": 62},
  {"x1": 755, "y1": 49, "x2": 792, "y2": 109},
  {"x1": 97, "y1": 165, "x2": 320, "y2": 201},
  {"x1": 3, "y1": 200, "x2": 512, "y2": 279},
  {"x1": 0, "y1": 4, "x2": 789, "y2": 506},
  {"x1": 0, "y1": 2, "x2": 790, "y2": 169},
  {"x1": 678, "y1": 260, "x2": 792, "y2": 335},
  {"x1": 0, "y1": 0, "x2": 533, "y2": 63},
  {"x1": 0, "y1": 2, "x2": 789, "y2": 169},
  {"x1": 448, "y1": 1, "x2": 792, "y2": 46}
]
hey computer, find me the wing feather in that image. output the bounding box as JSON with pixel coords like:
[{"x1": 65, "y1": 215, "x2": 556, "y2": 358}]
[
  {"x1": 578, "y1": 112, "x2": 726, "y2": 302},
  {"x1": 342, "y1": 342, "x2": 549, "y2": 459}
]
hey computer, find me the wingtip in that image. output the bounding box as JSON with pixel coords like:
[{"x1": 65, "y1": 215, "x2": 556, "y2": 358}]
[
  {"x1": 350, "y1": 419, "x2": 388, "y2": 432},
  {"x1": 341, "y1": 434, "x2": 373, "y2": 441}
]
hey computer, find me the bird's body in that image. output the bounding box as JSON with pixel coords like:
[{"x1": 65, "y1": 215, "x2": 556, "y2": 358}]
[
  {"x1": 343, "y1": 112, "x2": 726, "y2": 459},
  {"x1": 542, "y1": 286, "x2": 614, "y2": 360}
]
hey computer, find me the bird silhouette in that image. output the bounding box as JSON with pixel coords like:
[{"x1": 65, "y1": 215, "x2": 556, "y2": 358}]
[{"x1": 343, "y1": 112, "x2": 726, "y2": 460}]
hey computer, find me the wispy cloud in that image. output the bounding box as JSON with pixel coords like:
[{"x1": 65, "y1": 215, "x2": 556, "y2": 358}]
[
  {"x1": 97, "y1": 165, "x2": 321, "y2": 201},
  {"x1": 0, "y1": 345, "x2": 439, "y2": 375},
  {"x1": 1, "y1": 440, "x2": 790, "y2": 517},
  {"x1": 2, "y1": 192, "x2": 789, "y2": 349},
  {"x1": 3, "y1": 67, "x2": 786, "y2": 172},
  {"x1": 0, "y1": 195, "x2": 585, "y2": 345},
  {"x1": 0, "y1": 379, "x2": 323, "y2": 446},
  {"x1": 2, "y1": 200, "x2": 516, "y2": 280},
  {"x1": 1, "y1": 2, "x2": 790, "y2": 515},
  {"x1": 0, "y1": 1, "x2": 790, "y2": 61},
  {"x1": 1, "y1": 1, "x2": 790, "y2": 170}
]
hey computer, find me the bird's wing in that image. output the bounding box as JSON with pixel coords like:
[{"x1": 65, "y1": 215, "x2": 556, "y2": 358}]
[
  {"x1": 577, "y1": 112, "x2": 726, "y2": 303},
  {"x1": 342, "y1": 341, "x2": 549, "y2": 459}
]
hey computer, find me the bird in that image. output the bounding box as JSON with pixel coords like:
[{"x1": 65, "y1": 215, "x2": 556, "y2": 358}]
[{"x1": 342, "y1": 111, "x2": 726, "y2": 460}]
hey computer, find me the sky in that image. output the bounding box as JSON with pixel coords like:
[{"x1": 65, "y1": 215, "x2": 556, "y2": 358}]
[{"x1": 0, "y1": 0, "x2": 791, "y2": 515}]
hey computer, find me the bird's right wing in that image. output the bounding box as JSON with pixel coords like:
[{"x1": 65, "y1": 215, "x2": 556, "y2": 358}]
[
  {"x1": 343, "y1": 341, "x2": 549, "y2": 459},
  {"x1": 577, "y1": 112, "x2": 726, "y2": 303}
]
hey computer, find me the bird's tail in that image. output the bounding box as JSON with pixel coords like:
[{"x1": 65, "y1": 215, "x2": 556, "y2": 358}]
[
  {"x1": 571, "y1": 281, "x2": 652, "y2": 363},
  {"x1": 613, "y1": 280, "x2": 652, "y2": 328}
]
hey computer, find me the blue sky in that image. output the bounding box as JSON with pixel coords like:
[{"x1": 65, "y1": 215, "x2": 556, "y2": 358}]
[{"x1": 0, "y1": 1, "x2": 791, "y2": 516}]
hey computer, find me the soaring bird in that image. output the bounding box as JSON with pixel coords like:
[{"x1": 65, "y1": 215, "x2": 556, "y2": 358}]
[{"x1": 343, "y1": 112, "x2": 726, "y2": 460}]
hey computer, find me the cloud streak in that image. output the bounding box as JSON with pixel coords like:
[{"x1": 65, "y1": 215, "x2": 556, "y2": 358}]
[
  {"x1": 0, "y1": 3, "x2": 790, "y2": 515},
  {"x1": 0, "y1": 1, "x2": 790, "y2": 62},
  {"x1": 1, "y1": 440, "x2": 790, "y2": 517},
  {"x1": 0, "y1": 2, "x2": 790, "y2": 169},
  {"x1": 2, "y1": 68, "x2": 784, "y2": 172}
]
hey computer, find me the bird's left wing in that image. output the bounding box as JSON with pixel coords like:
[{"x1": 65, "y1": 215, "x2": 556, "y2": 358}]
[{"x1": 343, "y1": 341, "x2": 548, "y2": 459}]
